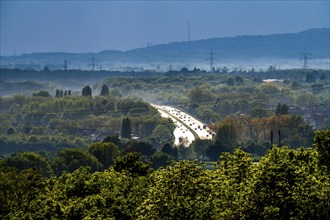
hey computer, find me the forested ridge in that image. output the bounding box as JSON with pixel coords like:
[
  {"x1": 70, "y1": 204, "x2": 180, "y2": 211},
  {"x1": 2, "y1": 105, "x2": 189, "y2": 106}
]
[{"x1": 0, "y1": 131, "x2": 329, "y2": 219}]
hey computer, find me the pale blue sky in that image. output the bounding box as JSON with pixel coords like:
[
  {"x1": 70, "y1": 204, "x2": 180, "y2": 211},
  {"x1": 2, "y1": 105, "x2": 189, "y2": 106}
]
[{"x1": 1, "y1": 0, "x2": 329, "y2": 56}]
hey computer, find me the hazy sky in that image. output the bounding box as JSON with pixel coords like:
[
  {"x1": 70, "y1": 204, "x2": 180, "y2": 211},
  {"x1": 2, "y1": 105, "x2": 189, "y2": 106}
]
[{"x1": 1, "y1": 0, "x2": 329, "y2": 56}]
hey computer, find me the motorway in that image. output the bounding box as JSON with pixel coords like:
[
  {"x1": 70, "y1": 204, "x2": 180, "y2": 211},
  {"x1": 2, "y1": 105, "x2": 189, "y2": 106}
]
[{"x1": 152, "y1": 104, "x2": 215, "y2": 147}]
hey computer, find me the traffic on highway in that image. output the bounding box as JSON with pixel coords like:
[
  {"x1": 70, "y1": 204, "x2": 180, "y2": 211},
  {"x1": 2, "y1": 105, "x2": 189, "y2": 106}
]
[{"x1": 152, "y1": 104, "x2": 215, "y2": 147}]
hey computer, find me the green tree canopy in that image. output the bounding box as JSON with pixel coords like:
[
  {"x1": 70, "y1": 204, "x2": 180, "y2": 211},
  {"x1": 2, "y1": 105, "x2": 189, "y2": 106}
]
[
  {"x1": 100, "y1": 84, "x2": 110, "y2": 96},
  {"x1": 313, "y1": 130, "x2": 330, "y2": 171},
  {"x1": 82, "y1": 85, "x2": 92, "y2": 97},
  {"x1": 121, "y1": 117, "x2": 132, "y2": 139},
  {"x1": 0, "y1": 152, "x2": 53, "y2": 177},
  {"x1": 89, "y1": 142, "x2": 120, "y2": 169},
  {"x1": 52, "y1": 148, "x2": 102, "y2": 176},
  {"x1": 113, "y1": 152, "x2": 151, "y2": 176}
]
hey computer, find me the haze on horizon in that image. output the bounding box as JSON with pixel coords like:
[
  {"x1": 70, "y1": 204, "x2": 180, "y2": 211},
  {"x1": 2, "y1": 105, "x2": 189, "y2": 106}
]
[{"x1": 1, "y1": 0, "x2": 329, "y2": 56}]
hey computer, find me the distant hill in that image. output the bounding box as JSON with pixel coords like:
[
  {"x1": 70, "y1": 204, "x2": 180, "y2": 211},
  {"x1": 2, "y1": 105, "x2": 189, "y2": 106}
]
[{"x1": 1, "y1": 28, "x2": 329, "y2": 70}]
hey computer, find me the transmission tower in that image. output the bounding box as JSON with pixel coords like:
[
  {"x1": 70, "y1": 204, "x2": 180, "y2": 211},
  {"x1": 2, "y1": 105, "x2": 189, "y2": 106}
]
[
  {"x1": 92, "y1": 54, "x2": 95, "y2": 71},
  {"x1": 207, "y1": 47, "x2": 217, "y2": 72},
  {"x1": 87, "y1": 54, "x2": 97, "y2": 71},
  {"x1": 64, "y1": 59, "x2": 67, "y2": 71},
  {"x1": 300, "y1": 48, "x2": 312, "y2": 69}
]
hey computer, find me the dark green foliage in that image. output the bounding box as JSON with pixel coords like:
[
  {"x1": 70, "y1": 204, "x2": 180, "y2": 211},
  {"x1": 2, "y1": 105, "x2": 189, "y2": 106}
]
[
  {"x1": 147, "y1": 119, "x2": 176, "y2": 147},
  {"x1": 206, "y1": 122, "x2": 239, "y2": 161},
  {"x1": 0, "y1": 134, "x2": 89, "y2": 154},
  {"x1": 89, "y1": 142, "x2": 120, "y2": 169},
  {"x1": 82, "y1": 85, "x2": 92, "y2": 96},
  {"x1": 242, "y1": 140, "x2": 268, "y2": 156},
  {"x1": 113, "y1": 152, "x2": 151, "y2": 176},
  {"x1": 275, "y1": 103, "x2": 289, "y2": 115},
  {"x1": 244, "y1": 147, "x2": 330, "y2": 219},
  {"x1": 52, "y1": 148, "x2": 102, "y2": 176},
  {"x1": 137, "y1": 160, "x2": 213, "y2": 219},
  {"x1": 55, "y1": 89, "x2": 61, "y2": 97},
  {"x1": 32, "y1": 90, "x2": 51, "y2": 97},
  {"x1": 6, "y1": 127, "x2": 15, "y2": 135},
  {"x1": 121, "y1": 117, "x2": 132, "y2": 139},
  {"x1": 110, "y1": 88, "x2": 122, "y2": 97},
  {"x1": 140, "y1": 119, "x2": 157, "y2": 137},
  {"x1": 0, "y1": 168, "x2": 48, "y2": 219},
  {"x1": 215, "y1": 123, "x2": 238, "y2": 149},
  {"x1": 161, "y1": 143, "x2": 179, "y2": 161},
  {"x1": 100, "y1": 84, "x2": 110, "y2": 96},
  {"x1": 151, "y1": 151, "x2": 172, "y2": 169},
  {"x1": 206, "y1": 141, "x2": 232, "y2": 161},
  {"x1": 127, "y1": 141, "x2": 156, "y2": 158},
  {"x1": 291, "y1": 81, "x2": 299, "y2": 89},
  {"x1": 249, "y1": 106, "x2": 271, "y2": 117},
  {"x1": 103, "y1": 135, "x2": 122, "y2": 147},
  {"x1": 313, "y1": 130, "x2": 330, "y2": 171},
  {"x1": 0, "y1": 152, "x2": 53, "y2": 177},
  {"x1": 191, "y1": 139, "x2": 210, "y2": 160},
  {"x1": 0, "y1": 134, "x2": 329, "y2": 219},
  {"x1": 187, "y1": 86, "x2": 215, "y2": 103},
  {"x1": 0, "y1": 95, "x2": 171, "y2": 154},
  {"x1": 55, "y1": 89, "x2": 70, "y2": 97},
  {"x1": 227, "y1": 77, "x2": 235, "y2": 86}
]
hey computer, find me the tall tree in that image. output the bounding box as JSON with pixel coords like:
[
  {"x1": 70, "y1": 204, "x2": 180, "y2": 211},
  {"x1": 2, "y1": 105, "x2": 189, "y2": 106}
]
[
  {"x1": 82, "y1": 85, "x2": 92, "y2": 97},
  {"x1": 100, "y1": 84, "x2": 110, "y2": 96},
  {"x1": 0, "y1": 152, "x2": 53, "y2": 177},
  {"x1": 121, "y1": 117, "x2": 132, "y2": 139},
  {"x1": 55, "y1": 89, "x2": 61, "y2": 97},
  {"x1": 276, "y1": 103, "x2": 289, "y2": 115},
  {"x1": 113, "y1": 152, "x2": 151, "y2": 176},
  {"x1": 215, "y1": 123, "x2": 238, "y2": 149},
  {"x1": 89, "y1": 142, "x2": 120, "y2": 169},
  {"x1": 51, "y1": 148, "x2": 102, "y2": 176}
]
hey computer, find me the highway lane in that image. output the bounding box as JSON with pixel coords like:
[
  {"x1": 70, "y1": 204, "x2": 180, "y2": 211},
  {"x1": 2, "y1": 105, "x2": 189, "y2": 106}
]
[{"x1": 152, "y1": 104, "x2": 215, "y2": 147}]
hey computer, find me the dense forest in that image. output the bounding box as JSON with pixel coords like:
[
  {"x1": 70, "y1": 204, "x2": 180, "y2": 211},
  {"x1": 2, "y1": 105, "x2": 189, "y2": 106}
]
[
  {"x1": 0, "y1": 131, "x2": 329, "y2": 219},
  {"x1": 1, "y1": 67, "x2": 329, "y2": 218}
]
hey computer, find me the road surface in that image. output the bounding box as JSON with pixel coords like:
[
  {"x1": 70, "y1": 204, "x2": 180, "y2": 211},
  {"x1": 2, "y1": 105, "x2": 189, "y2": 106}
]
[{"x1": 152, "y1": 104, "x2": 215, "y2": 147}]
